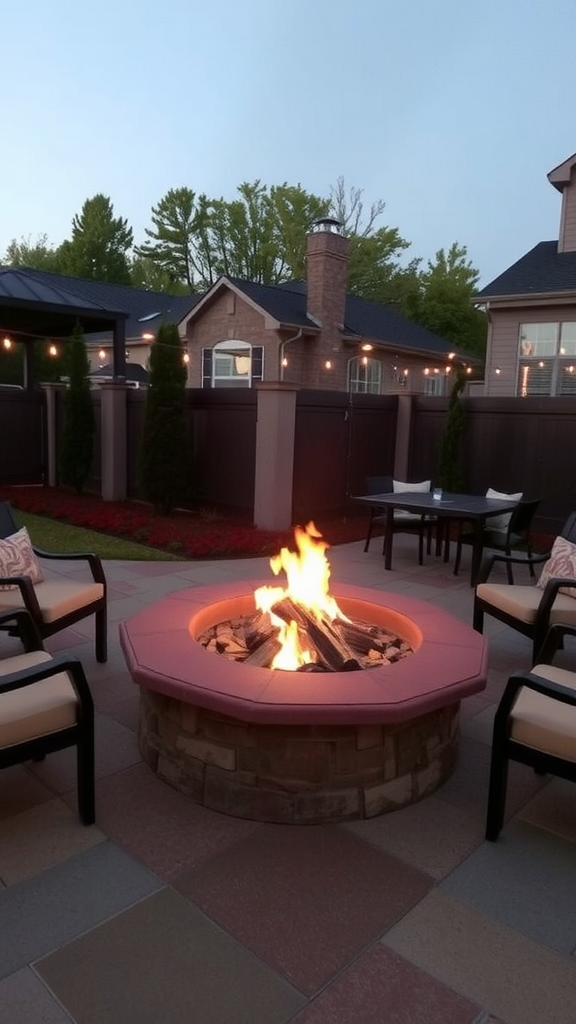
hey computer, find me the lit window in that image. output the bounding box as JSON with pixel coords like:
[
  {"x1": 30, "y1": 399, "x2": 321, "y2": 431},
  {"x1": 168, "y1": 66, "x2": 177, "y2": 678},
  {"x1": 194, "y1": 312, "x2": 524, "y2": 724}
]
[
  {"x1": 202, "y1": 341, "x2": 264, "y2": 389},
  {"x1": 517, "y1": 322, "x2": 576, "y2": 395},
  {"x1": 348, "y1": 357, "x2": 381, "y2": 394}
]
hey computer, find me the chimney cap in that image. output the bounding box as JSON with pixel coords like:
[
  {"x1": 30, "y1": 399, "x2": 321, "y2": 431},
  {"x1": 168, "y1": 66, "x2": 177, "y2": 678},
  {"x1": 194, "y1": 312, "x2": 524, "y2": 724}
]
[{"x1": 311, "y1": 217, "x2": 343, "y2": 234}]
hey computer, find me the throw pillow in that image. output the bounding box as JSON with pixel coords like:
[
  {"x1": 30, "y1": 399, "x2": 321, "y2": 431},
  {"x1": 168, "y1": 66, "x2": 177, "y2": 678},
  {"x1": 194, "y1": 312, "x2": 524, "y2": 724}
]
[
  {"x1": 0, "y1": 527, "x2": 44, "y2": 591},
  {"x1": 486, "y1": 487, "x2": 522, "y2": 534},
  {"x1": 393, "y1": 479, "x2": 431, "y2": 493},
  {"x1": 536, "y1": 535, "x2": 576, "y2": 599}
]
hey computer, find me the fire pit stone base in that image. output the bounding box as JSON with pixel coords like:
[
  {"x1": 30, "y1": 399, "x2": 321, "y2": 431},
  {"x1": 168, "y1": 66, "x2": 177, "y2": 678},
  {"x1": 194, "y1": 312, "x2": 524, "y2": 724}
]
[{"x1": 138, "y1": 688, "x2": 459, "y2": 824}]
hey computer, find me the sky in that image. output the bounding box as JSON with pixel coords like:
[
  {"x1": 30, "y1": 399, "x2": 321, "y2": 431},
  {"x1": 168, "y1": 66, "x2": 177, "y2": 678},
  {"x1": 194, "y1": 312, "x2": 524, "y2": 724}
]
[{"x1": 2, "y1": 0, "x2": 576, "y2": 288}]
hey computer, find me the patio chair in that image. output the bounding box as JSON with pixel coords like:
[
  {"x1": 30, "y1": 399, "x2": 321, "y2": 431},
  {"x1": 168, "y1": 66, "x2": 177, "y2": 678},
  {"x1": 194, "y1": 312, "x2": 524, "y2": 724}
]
[
  {"x1": 0, "y1": 609, "x2": 95, "y2": 824},
  {"x1": 473, "y1": 511, "x2": 576, "y2": 662},
  {"x1": 362, "y1": 476, "x2": 436, "y2": 565},
  {"x1": 454, "y1": 497, "x2": 541, "y2": 584},
  {"x1": 0, "y1": 501, "x2": 107, "y2": 662},
  {"x1": 486, "y1": 622, "x2": 576, "y2": 841}
]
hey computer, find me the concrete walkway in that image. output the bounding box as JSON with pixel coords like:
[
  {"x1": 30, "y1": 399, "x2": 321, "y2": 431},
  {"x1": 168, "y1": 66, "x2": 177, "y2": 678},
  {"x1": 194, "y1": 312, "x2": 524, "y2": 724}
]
[{"x1": 1, "y1": 534, "x2": 575, "y2": 1023}]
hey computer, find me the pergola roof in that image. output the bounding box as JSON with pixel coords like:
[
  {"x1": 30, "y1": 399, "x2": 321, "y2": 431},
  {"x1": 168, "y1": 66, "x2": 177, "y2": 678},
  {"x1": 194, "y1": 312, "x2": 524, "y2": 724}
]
[{"x1": 0, "y1": 268, "x2": 128, "y2": 339}]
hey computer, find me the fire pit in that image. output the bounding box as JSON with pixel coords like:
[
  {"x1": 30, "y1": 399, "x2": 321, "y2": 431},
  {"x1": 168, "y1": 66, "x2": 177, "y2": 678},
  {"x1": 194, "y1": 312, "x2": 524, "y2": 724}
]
[{"x1": 120, "y1": 574, "x2": 487, "y2": 824}]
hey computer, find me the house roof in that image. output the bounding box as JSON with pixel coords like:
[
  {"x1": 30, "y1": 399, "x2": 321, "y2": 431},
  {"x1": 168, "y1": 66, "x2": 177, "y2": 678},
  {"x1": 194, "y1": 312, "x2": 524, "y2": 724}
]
[
  {"x1": 475, "y1": 241, "x2": 576, "y2": 301},
  {"x1": 190, "y1": 275, "x2": 468, "y2": 360}
]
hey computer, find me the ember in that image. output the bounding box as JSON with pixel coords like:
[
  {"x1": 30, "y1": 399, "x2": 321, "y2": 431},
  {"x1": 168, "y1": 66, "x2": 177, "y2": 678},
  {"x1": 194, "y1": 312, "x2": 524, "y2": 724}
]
[{"x1": 198, "y1": 522, "x2": 413, "y2": 671}]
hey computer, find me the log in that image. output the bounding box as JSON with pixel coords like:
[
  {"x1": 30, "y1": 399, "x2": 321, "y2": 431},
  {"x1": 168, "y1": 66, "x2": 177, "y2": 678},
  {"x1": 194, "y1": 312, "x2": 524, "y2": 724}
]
[
  {"x1": 271, "y1": 598, "x2": 361, "y2": 672},
  {"x1": 244, "y1": 634, "x2": 282, "y2": 667}
]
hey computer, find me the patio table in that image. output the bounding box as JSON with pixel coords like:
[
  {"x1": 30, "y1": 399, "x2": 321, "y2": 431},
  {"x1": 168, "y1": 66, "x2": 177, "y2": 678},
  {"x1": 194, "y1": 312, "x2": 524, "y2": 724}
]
[{"x1": 353, "y1": 491, "x2": 520, "y2": 586}]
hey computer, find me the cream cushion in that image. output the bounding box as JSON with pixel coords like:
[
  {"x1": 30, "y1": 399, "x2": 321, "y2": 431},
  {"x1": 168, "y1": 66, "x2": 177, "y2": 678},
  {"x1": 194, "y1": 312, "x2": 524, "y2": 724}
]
[
  {"x1": 393, "y1": 479, "x2": 431, "y2": 493},
  {"x1": 537, "y1": 536, "x2": 576, "y2": 599},
  {"x1": 476, "y1": 582, "x2": 576, "y2": 626},
  {"x1": 0, "y1": 650, "x2": 77, "y2": 748},
  {"x1": 510, "y1": 663, "x2": 576, "y2": 761},
  {"x1": 486, "y1": 488, "x2": 522, "y2": 533},
  {"x1": 392, "y1": 479, "x2": 432, "y2": 524},
  {"x1": 0, "y1": 580, "x2": 104, "y2": 623},
  {"x1": 0, "y1": 527, "x2": 44, "y2": 591}
]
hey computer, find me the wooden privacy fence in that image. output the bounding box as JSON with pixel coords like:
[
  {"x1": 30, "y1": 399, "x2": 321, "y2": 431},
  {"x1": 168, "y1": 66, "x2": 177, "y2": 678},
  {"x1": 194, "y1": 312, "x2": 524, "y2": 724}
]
[{"x1": 2, "y1": 388, "x2": 576, "y2": 535}]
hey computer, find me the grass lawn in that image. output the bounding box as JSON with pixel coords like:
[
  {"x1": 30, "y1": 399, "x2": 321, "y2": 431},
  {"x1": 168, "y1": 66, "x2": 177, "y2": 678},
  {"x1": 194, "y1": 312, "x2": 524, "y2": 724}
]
[{"x1": 14, "y1": 510, "x2": 181, "y2": 561}]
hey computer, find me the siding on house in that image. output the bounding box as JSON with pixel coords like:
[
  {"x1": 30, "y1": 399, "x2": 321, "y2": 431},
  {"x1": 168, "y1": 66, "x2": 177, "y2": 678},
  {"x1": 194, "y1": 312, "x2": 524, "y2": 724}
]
[{"x1": 559, "y1": 165, "x2": 576, "y2": 252}]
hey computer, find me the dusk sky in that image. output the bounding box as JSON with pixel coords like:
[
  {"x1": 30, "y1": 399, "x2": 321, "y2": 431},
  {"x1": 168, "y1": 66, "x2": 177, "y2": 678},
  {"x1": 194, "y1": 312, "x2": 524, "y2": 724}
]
[{"x1": 3, "y1": 0, "x2": 575, "y2": 287}]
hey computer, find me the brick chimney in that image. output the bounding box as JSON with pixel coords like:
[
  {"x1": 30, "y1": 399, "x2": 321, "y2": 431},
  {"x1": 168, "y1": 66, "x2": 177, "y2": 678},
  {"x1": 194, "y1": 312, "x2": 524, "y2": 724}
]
[{"x1": 305, "y1": 218, "x2": 350, "y2": 388}]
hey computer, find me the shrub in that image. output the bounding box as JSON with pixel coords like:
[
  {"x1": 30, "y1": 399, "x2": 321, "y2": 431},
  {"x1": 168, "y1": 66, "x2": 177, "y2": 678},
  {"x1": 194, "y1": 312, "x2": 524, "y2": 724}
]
[
  {"x1": 138, "y1": 322, "x2": 191, "y2": 514},
  {"x1": 59, "y1": 322, "x2": 95, "y2": 494}
]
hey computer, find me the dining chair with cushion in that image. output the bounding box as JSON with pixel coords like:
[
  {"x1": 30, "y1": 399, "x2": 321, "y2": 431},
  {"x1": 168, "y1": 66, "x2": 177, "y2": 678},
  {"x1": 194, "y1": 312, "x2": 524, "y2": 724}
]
[
  {"x1": 0, "y1": 501, "x2": 107, "y2": 662},
  {"x1": 473, "y1": 512, "x2": 576, "y2": 661},
  {"x1": 363, "y1": 477, "x2": 435, "y2": 564},
  {"x1": 0, "y1": 609, "x2": 95, "y2": 824},
  {"x1": 454, "y1": 497, "x2": 541, "y2": 584},
  {"x1": 486, "y1": 622, "x2": 576, "y2": 841}
]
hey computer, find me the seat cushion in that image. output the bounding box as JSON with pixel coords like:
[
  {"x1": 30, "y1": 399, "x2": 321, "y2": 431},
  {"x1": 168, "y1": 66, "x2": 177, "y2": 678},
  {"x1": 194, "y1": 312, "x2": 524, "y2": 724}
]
[
  {"x1": 0, "y1": 580, "x2": 104, "y2": 623},
  {"x1": 476, "y1": 582, "x2": 576, "y2": 625},
  {"x1": 0, "y1": 650, "x2": 78, "y2": 748},
  {"x1": 510, "y1": 663, "x2": 576, "y2": 761},
  {"x1": 0, "y1": 527, "x2": 44, "y2": 591},
  {"x1": 486, "y1": 488, "x2": 522, "y2": 533}
]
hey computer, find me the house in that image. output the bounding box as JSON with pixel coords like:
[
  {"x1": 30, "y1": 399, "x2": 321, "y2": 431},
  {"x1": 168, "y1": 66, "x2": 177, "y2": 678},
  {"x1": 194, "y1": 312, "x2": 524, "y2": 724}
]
[
  {"x1": 476, "y1": 150, "x2": 576, "y2": 397},
  {"x1": 1, "y1": 220, "x2": 471, "y2": 394}
]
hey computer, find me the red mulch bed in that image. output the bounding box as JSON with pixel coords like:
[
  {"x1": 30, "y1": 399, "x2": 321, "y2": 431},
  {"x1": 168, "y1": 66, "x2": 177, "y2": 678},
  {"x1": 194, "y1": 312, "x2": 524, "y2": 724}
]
[{"x1": 2, "y1": 486, "x2": 368, "y2": 560}]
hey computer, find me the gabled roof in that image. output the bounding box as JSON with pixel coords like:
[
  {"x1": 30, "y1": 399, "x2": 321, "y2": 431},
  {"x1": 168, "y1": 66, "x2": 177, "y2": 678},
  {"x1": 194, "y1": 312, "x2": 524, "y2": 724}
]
[
  {"x1": 547, "y1": 152, "x2": 576, "y2": 192},
  {"x1": 475, "y1": 241, "x2": 576, "y2": 301},
  {"x1": 0, "y1": 267, "x2": 198, "y2": 342},
  {"x1": 187, "y1": 275, "x2": 465, "y2": 359}
]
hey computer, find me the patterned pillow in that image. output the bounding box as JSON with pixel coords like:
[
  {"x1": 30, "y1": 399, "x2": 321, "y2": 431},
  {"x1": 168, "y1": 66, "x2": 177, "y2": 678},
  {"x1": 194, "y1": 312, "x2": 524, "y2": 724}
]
[
  {"x1": 486, "y1": 487, "x2": 522, "y2": 533},
  {"x1": 536, "y1": 536, "x2": 576, "y2": 599},
  {"x1": 0, "y1": 527, "x2": 44, "y2": 591},
  {"x1": 393, "y1": 479, "x2": 431, "y2": 493}
]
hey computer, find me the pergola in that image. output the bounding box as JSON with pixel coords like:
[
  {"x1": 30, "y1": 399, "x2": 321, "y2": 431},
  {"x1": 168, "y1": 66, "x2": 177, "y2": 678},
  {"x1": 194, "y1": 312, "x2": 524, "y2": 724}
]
[{"x1": 0, "y1": 268, "x2": 128, "y2": 387}]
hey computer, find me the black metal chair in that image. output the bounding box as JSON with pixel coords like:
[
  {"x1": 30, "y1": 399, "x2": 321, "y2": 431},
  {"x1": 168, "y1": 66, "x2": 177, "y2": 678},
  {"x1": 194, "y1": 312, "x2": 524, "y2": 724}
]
[
  {"x1": 362, "y1": 476, "x2": 435, "y2": 565},
  {"x1": 454, "y1": 498, "x2": 541, "y2": 584},
  {"x1": 0, "y1": 501, "x2": 107, "y2": 662},
  {"x1": 473, "y1": 512, "x2": 576, "y2": 662},
  {"x1": 486, "y1": 622, "x2": 576, "y2": 841},
  {"x1": 0, "y1": 609, "x2": 95, "y2": 824}
]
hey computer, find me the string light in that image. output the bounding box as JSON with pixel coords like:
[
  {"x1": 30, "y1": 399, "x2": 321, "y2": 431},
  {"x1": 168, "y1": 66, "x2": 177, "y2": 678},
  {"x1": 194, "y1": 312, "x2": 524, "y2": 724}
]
[
  {"x1": 49, "y1": 344, "x2": 58, "y2": 357},
  {"x1": 3, "y1": 337, "x2": 12, "y2": 350},
  {"x1": 324, "y1": 360, "x2": 332, "y2": 370}
]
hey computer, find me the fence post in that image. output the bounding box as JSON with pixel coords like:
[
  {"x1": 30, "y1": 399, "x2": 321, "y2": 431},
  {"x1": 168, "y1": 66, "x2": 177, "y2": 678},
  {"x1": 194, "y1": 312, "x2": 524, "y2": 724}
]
[
  {"x1": 254, "y1": 382, "x2": 298, "y2": 530},
  {"x1": 394, "y1": 394, "x2": 414, "y2": 481},
  {"x1": 40, "y1": 383, "x2": 64, "y2": 486},
  {"x1": 99, "y1": 382, "x2": 129, "y2": 501}
]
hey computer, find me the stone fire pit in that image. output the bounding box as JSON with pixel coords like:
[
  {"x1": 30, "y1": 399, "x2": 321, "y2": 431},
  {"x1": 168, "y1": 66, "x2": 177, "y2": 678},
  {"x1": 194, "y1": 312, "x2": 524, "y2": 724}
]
[{"x1": 119, "y1": 582, "x2": 487, "y2": 824}]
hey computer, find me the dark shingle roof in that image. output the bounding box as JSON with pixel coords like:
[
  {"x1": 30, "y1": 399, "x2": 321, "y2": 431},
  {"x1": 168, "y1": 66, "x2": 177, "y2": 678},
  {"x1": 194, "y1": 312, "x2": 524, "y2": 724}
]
[
  {"x1": 228, "y1": 276, "x2": 465, "y2": 358},
  {"x1": 476, "y1": 241, "x2": 576, "y2": 299}
]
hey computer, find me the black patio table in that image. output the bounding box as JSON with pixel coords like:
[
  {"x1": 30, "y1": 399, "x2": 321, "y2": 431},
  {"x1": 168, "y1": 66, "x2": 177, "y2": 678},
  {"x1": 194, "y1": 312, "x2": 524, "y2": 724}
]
[{"x1": 353, "y1": 491, "x2": 520, "y2": 586}]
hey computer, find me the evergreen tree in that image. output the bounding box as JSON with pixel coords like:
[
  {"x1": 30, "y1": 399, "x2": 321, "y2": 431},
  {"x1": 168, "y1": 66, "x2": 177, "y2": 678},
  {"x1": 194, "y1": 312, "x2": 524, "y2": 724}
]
[
  {"x1": 138, "y1": 322, "x2": 190, "y2": 514},
  {"x1": 59, "y1": 323, "x2": 95, "y2": 494},
  {"x1": 435, "y1": 369, "x2": 467, "y2": 492},
  {"x1": 58, "y1": 194, "x2": 133, "y2": 284}
]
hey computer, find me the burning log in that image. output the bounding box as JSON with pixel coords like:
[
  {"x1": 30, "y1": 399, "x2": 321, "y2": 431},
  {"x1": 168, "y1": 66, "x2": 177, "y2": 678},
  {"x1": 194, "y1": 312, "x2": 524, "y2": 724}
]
[{"x1": 270, "y1": 598, "x2": 362, "y2": 672}]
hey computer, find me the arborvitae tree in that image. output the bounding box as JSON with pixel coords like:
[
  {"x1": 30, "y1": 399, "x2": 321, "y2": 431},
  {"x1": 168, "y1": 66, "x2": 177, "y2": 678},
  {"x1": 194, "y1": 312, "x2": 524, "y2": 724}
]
[
  {"x1": 59, "y1": 323, "x2": 95, "y2": 494},
  {"x1": 138, "y1": 322, "x2": 190, "y2": 514},
  {"x1": 435, "y1": 369, "x2": 467, "y2": 492}
]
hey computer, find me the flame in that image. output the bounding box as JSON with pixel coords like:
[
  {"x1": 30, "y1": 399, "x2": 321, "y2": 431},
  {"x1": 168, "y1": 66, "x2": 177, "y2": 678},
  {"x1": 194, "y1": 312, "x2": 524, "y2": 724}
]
[{"x1": 254, "y1": 522, "x2": 349, "y2": 670}]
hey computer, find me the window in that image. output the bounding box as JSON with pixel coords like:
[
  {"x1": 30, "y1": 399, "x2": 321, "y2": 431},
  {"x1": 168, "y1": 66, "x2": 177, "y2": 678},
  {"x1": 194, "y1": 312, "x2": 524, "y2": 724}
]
[
  {"x1": 348, "y1": 357, "x2": 381, "y2": 394},
  {"x1": 202, "y1": 341, "x2": 263, "y2": 388},
  {"x1": 517, "y1": 322, "x2": 576, "y2": 395}
]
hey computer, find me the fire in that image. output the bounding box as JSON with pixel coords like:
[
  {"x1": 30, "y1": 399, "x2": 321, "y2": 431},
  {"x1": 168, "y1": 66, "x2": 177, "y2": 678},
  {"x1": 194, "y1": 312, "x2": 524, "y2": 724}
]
[{"x1": 254, "y1": 522, "x2": 349, "y2": 670}]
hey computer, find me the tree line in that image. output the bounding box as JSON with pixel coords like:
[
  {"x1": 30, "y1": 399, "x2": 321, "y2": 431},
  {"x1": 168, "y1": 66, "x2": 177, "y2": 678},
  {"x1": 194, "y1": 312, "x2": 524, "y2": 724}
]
[{"x1": 2, "y1": 178, "x2": 486, "y2": 358}]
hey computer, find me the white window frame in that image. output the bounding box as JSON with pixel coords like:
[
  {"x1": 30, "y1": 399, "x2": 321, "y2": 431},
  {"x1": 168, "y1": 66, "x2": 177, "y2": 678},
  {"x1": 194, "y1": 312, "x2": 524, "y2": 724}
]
[
  {"x1": 517, "y1": 322, "x2": 576, "y2": 395},
  {"x1": 348, "y1": 356, "x2": 382, "y2": 394}
]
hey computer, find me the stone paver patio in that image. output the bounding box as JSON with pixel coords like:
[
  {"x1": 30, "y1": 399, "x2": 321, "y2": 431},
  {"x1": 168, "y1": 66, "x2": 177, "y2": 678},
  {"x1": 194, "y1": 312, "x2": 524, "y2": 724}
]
[{"x1": 1, "y1": 533, "x2": 575, "y2": 1023}]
